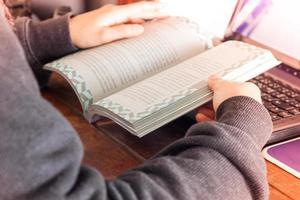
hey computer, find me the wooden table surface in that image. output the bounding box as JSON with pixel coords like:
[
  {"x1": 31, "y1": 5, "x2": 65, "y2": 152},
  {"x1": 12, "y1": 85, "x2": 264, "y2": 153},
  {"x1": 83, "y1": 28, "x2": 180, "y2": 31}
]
[{"x1": 42, "y1": 73, "x2": 300, "y2": 200}]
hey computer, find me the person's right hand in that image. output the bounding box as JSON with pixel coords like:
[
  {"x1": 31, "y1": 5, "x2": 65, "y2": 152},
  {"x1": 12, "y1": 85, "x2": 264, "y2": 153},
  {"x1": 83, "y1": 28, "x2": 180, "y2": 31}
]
[
  {"x1": 69, "y1": 1, "x2": 168, "y2": 49},
  {"x1": 195, "y1": 75, "x2": 262, "y2": 122}
]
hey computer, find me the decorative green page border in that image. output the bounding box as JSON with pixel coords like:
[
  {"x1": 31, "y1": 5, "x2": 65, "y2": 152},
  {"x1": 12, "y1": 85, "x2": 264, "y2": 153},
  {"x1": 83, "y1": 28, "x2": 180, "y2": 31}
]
[
  {"x1": 47, "y1": 61, "x2": 94, "y2": 112},
  {"x1": 96, "y1": 88, "x2": 198, "y2": 123}
]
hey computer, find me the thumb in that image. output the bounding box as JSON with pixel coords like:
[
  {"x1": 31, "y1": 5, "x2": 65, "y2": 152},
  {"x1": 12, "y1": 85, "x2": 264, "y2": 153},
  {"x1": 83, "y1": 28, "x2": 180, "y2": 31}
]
[
  {"x1": 99, "y1": 24, "x2": 144, "y2": 45},
  {"x1": 208, "y1": 75, "x2": 222, "y2": 91}
]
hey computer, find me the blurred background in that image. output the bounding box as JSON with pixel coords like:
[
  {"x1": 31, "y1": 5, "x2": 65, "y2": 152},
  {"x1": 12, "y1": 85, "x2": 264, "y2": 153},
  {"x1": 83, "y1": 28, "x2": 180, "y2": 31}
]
[
  {"x1": 5, "y1": 0, "x2": 123, "y2": 19},
  {"x1": 5, "y1": 0, "x2": 300, "y2": 62}
]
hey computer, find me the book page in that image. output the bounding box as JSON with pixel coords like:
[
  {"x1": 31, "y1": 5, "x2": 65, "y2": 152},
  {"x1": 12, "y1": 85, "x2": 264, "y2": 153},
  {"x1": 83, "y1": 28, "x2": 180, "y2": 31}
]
[
  {"x1": 95, "y1": 41, "x2": 279, "y2": 123},
  {"x1": 45, "y1": 17, "x2": 212, "y2": 112}
]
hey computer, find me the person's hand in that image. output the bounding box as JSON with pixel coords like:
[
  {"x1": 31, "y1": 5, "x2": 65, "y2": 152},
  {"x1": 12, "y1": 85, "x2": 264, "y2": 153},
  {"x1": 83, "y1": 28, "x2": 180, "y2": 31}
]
[
  {"x1": 69, "y1": 1, "x2": 168, "y2": 49},
  {"x1": 0, "y1": 0, "x2": 14, "y2": 26},
  {"x1": 195, "y1": 75, "x2": 262, "y2": 122}
]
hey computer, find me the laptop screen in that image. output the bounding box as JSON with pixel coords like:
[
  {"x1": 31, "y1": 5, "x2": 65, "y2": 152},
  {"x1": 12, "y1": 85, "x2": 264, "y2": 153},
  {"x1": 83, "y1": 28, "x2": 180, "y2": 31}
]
[
  {"x1": 236, "y1": 0, "x2": 300, "y2": 68},
  {"x1": 162, "y1": 0, "x2": 238, "y2": 38}
]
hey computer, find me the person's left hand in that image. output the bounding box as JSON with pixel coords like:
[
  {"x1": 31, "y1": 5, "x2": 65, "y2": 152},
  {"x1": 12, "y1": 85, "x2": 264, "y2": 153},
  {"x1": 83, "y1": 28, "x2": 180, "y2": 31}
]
[
  {"x1": 69, "y1": 1, "x2": 168, "y2": 49},
  {"x1": 195, "y1": 75, "x2": 262, "y2": 123}
]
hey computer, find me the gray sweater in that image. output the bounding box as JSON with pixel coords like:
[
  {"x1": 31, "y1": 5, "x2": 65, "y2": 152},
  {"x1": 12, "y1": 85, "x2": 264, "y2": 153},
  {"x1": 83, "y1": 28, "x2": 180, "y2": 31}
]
[{"x1": 0, "y1": 12, "x2": 273, "y2": 200}]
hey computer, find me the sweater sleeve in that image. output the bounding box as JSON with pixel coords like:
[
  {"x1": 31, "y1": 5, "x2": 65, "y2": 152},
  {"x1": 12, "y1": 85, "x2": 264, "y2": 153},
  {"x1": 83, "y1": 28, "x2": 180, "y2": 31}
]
[
  {"x1": 0, "y1": 12, "x2": 273, "y2": 200},
  {"x1": 108, "y1": 96, "x2": 272, "y2": 200},
  {"x1": 14, "y1": 15, "x2": 78, "y2": 87}
]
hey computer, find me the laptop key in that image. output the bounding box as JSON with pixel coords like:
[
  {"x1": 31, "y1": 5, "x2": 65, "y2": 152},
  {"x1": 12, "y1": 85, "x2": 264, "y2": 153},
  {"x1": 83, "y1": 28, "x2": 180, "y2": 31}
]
[
  {"x1": 262, "y1": 94, "x2": 278, "y2": 102},
  {"x1": 270, "y1": 113, "x2": 282, "y2": 121},
  {"x1": 289, "y1": 100, "x2": 300, "y2": 108},
  {"x1": 280, "y1": 96, "x2": 293, "y2": 103},
  {"x1": 283, "y1": 89, "x2": 293, "y2": 96},
  {"x1": 271, "y1": 83, "x2": 281, "y2": 89},
  {"x1": 262, "y1": 87, "x2": 275, "y2": 94},
  {"x1": 293, "y1": 103, "x2": 300, "y2": 108},
  {"x1": 254, "y1": 75, "x2": 265, "y2": 81},
  {"x1": 278, "y1": 111, "x2": 293, "y2": 118},
  {"x1": 268, "y1": 83, "x2": 275, "y2": 88},
  {"x1": 263, "y1": 102, "x2": 277, "y2": 111},
  {"x1": 261, "y1": 92, "x2": 269, "y2": 97},
  {"x1": 289, "y1": 109, "x2": 300, "y2": 115},
  {"x1": 272, "y1": 100, "x2": 294, "y2": 110},
  {"x1": 269, "y1": 107, "x2": 283, "y2": 113},
  {"x1": 295, "y1": 96, "x2": 300, "y2": 102},
  {"x1": 277, "y1": 87, "x2": 290, "y2": 94},
  {"x1": 270, "y1": 91, "x2": 286, "y2": 99},
  {"x1": 285, "y1": 91, "x2": 298, "y2": 98},
  {"x1": 260, "y1": 78, "x2": 273, "y2": 85},
  {"x1": 252, "y1": 74, "x2": 300, "y2": 121}
]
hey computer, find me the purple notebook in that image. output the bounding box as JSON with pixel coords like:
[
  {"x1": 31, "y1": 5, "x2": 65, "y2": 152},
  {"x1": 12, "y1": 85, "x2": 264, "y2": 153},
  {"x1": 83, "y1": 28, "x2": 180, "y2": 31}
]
[{"x1": 263, "y1": 137, "x2": 300, "y2": 178}]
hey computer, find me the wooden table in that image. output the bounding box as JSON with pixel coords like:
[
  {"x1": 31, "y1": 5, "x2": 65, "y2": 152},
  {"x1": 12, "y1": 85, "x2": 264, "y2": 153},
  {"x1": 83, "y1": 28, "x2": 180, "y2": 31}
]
[{"x1": 42, "y1": 73, "x2": 300, "y2": 200}]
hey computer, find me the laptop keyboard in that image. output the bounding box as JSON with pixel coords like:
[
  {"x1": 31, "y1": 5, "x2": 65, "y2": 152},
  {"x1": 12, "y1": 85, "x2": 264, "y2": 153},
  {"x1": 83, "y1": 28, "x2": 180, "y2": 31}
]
[{"x1": 249, "y1": 74, "x2": 300, "y2": 121}]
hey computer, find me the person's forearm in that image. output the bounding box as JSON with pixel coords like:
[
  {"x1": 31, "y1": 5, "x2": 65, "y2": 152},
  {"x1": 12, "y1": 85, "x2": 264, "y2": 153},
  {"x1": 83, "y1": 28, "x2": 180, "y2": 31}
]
[
  {"x1": 14, "y1": 15, "x2": 78, "y2": 86},
  {"x1": 0, "y1": 14, "x2": 84, "y2": 200},
  {"x1": 15, "y1": 15, "x2": 77, "y2": 64},
  {"x1": 109, "y1": 96, "x2": 272, "y2": 200}
]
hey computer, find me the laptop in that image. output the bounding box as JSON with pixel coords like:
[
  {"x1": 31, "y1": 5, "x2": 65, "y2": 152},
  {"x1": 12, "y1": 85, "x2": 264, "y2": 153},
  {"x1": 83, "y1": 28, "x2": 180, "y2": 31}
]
[{"x1": 234, "y1": 0, "x2": 300, "y2": 144}]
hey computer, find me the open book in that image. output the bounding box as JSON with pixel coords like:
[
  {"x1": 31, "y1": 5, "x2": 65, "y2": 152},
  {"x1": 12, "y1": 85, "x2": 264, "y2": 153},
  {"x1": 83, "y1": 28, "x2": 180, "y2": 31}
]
[{"x1": 44, "y1": 17, "x2": 280, "y2": 137}]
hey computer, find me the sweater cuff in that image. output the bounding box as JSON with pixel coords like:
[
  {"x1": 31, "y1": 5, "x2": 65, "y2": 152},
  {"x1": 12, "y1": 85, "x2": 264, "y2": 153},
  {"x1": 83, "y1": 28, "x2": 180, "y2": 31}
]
[
  {"x1": 15, "y1": 15, "x2": 78, "y2": 65},
  {"x1": 216, "y1": 96, "x2": 273, "y2": 148},
  {"x1": 15, "y1": 15, "x2": 78, "y2": 87}
]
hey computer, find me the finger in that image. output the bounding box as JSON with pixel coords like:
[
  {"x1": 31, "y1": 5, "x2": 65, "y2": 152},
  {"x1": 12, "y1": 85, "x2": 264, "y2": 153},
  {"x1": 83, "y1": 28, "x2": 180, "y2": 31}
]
[
  {"x1": 208, "y1": 75, "x2": 222, "y2": 91},
  {"x1": 112, "y1": 1, "x2": 167, "y2": 23},
  {"x1": 195, "y1": 107, "x2": 215, "y2": 122},
  {"x1": 98, "y1": 24, "x2": 144, "y2": 45},
  {"x1": 129, "y1": 11, "x2": 169, "y2": 21},
  {"x1": 195, "y1": 113, "x2": 213, "y2": 123},
  {"x1": 209, "y1": 74, "x2": 221, "y2": 80},
  {"x1": 129, "y1": 18, "x2": 146, "y2": 24}
]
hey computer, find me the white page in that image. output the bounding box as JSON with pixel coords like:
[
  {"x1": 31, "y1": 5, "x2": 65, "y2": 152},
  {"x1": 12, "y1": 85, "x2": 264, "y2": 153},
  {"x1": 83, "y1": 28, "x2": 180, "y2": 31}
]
[
  {"x1": 96, "y1": 41, "x2": 277, "y2": 120},
  {"x1": 45, "y1": 17, "x2": 211, "y2": 111}
]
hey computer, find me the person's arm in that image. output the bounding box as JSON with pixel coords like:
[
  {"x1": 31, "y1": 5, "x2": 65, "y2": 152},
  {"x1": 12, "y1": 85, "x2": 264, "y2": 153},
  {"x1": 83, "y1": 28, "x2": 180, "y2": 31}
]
[
  {"x1": 114, "y1": 79, "x2": 272, "y2": 200},
  {"x1": 0, "y1": 8, "x2": 272, "y2": 200},
  {"x1": 14, "y1": 15, "x2": 78, "y2": 87}
]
